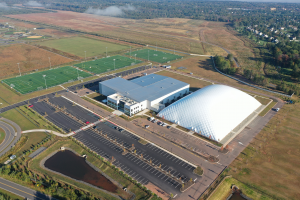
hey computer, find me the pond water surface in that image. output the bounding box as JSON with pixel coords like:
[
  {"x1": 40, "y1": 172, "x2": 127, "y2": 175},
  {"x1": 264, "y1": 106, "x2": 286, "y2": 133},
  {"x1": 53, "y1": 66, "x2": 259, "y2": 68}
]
[{"x1": 44, "y1": 150, "x2": 117, "y2": 192}]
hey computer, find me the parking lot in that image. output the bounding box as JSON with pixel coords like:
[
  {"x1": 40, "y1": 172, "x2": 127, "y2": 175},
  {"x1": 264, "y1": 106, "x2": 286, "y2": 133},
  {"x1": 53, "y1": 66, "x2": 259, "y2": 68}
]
[
  {"x1": 73, "y1": 127, "x2": 197, "y2": 195},
  {"x1": 30, "y1": 96, "x2": 199, "y2": 195},
  {"x1": 136, "y1": 118, "x2": 220, "y2": 157}
]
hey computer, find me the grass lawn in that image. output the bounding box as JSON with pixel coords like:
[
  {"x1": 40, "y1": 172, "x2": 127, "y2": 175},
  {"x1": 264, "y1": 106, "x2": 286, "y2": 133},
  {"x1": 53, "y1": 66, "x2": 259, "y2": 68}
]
[
  {"x1": 0, "y1": 128, "x2": 5, "y2": 144},
  {"x1": 2, "y1": 66, "x2": 92, "y2": 94},
  {"x1": 0, "y1": 108, "x2": 38, "y2": 131},
  {"x1": 254, "y1": 96, "x2": 272, "y2": 105},
  {"x1": 155, "y1": 70, "x2": 212, "y2": 91},
  {"x1": 35, "y1": 37, "x2": 129, "y2": 57},
  {"x1": 74, "y1": 55, "x2": 143, "y2": 74},
  {"x1": 82, "y1": 95, "x2": 114, "y2": 113},
  {"x1": 126, "y1": 49, "x2": 183, "y2": 63},
  {"x1": 228, "y1": 100, "x2": 300, "y2": 200},
  {"x1": 30, "y1": 139, "x2": 148, "y2": 200},
  {"x1": 19, "y1": 132, "x2": 48, "y2": 153},
  {"x1": 208, "y1": 177, "x2": 273, "y2": 200},
  {"x1": 0, "y1": 188, "x2": 23, "y2": 200}
]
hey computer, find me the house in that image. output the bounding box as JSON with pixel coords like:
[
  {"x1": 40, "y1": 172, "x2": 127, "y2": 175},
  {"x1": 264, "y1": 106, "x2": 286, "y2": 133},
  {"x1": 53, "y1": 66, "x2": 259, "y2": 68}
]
[
  {"x1": 264, "y1": 35, "x2": 268, "y2": 38},
  {"x1": 259, "y1": 32, "x2": 263, "y2": 36},
  {"x1": 286, "y1": 34, "x2": 291, "y2": 37},
  {"x1": 274, "y1": 39, "x2": 279, "y2": 43},
  {"x1": 270, "y1": 37, "x2": 274, "y2": 40},
  {"x1": 280, "y1": 27, "x2": 285, "y2": 30},
  {"x1": 274, "y1": 30, "x2": 278, "y2": 33},
  {"x1": 290, "y1": 36, "x2": 296, "y2": 40}
]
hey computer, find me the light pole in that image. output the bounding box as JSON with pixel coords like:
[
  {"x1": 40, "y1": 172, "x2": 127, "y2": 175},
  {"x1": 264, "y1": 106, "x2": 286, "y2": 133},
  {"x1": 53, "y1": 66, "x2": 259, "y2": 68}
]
[
  {"x1": 130, "y1": 46, "x2": 131, "y2": 59},
  {"x1": 77, "y1": 67, "x2": 80, "y2": 80},
  {"x1": 84, "y1": 51, "x2": 86, "y2": 60},
  {"x1": 148, "y1": 50, "x2": 149, "y2": 61},
  {"x1": 48, "y1": 57, "x2": 51, "y2": 69},
  {"x1": 17, "y1": 63, "x2": 21, "y2": 76},
  {"x1": 113, "y1": 59, "x2": 116, "y2": 71},
  {"x1": 43, "y1": 75, "x2": 47, "y2": 89}
]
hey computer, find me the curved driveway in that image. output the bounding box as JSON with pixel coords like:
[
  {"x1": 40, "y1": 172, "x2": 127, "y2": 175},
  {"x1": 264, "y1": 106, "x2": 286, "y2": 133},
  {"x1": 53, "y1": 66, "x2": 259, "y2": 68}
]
[{"x1": 0, "y1": 117, "x2": 21, "y2": 157}]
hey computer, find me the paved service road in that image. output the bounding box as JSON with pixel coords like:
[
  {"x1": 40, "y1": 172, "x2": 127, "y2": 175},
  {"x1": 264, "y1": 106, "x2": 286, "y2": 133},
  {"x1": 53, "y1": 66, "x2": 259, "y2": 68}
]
[
  {"x1": 0, "y1": 118, "x2": 21, "y2": 157},
  {"x1": 0, "y1": 178, "x2": 56, "y2": 200}
]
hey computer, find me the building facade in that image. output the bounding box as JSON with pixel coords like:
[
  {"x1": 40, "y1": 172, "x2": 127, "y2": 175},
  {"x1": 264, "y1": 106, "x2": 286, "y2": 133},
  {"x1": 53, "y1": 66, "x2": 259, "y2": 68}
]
[{"x1": 99, "y1": 74, "x2": 189, "y2": 116}]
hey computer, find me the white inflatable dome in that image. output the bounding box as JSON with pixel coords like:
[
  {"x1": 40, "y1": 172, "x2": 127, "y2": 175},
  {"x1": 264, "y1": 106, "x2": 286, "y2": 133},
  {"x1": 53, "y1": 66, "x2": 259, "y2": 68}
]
[{"x1": 158, "y1": 85, "x2": 261, "y2": 142}]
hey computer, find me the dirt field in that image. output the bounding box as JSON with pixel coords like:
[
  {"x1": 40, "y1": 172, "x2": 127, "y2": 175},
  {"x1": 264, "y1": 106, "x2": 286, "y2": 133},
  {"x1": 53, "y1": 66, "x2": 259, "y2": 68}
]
[
  {"x1": 0, "y1": 44, "x2": 73, "y2": 78},
  {"x1": 202, "y1": 21, "x2": 258, "y2": 70},
  {"x1": 156, "y1": 70, "x2": 212, "y2": 91},
  {"x1": 165, "y1": 56, "x2": 279, "y2": 97},
  {"x1": 6, "y1": 11, "x2": 225, "y2": 55},
  {"x1": 228, "y1": 101, "x2": 300, "y2": 200}
]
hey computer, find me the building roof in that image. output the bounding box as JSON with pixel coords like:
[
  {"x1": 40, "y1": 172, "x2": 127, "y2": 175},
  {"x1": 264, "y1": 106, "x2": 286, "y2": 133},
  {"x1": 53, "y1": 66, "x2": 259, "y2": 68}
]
[
  {"x1": 100, "y1": 74, "x2": 189, "y2": 102},
  {"x1": 158, "y1": 85, "x2": 261, "y2": 142}
]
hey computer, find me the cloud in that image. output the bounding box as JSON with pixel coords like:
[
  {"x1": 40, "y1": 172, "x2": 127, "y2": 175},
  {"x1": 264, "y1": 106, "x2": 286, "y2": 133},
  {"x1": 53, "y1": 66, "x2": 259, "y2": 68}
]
[
  {"x1": 25, "y1": 1, "x2": 43, "y2": 7},
  {"x1": 0, "y1": 2, "x2": 9, "y2": 9},
  {"x1": 85, "y1": 5, "x2": 136, "y2": 17}
]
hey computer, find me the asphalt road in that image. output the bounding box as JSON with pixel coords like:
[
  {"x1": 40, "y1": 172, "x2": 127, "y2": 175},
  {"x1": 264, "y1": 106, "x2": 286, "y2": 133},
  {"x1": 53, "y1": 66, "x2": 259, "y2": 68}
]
[
  {"x1": 0, "y1": 118, "x2": 21, "y2": 157},
  {"x1": 0, "y1": 178, "x2": 56, "y2": 200}
]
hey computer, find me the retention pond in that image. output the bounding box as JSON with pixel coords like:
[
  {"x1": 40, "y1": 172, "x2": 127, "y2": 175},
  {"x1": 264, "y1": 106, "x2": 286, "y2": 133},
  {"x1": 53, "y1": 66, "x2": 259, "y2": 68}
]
[{"x1": 44, "y1": 150, "x2": 117, "y2": 192}]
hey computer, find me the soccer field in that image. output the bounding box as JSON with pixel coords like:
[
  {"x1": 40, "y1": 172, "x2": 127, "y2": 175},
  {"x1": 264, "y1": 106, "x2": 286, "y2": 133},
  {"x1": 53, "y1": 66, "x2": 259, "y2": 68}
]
[
  {"x1": 126, "y1": 49, "x2": 183, "y2": 63},
  {"x1": 2, "y1": 66, "x2": 92, "y2": 94},
  {"x1": 74, "y1": 55, "x2": 143, "y2": 74},
  {"x1": 36, "y1": 37, "x2": 129, "y2": 57}
]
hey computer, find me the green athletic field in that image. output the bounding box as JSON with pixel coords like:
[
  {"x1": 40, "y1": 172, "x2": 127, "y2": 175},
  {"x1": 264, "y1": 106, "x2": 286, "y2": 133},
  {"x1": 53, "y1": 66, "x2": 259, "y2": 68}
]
[
  {"x1": 74, "y1": 55, "x2": 143, "y2": 74},
  {"x1": 35, "y1": 37, "x2": 129, "y2": 57},
  {"x1": 2, "y1": 66, "x2": 91, "y2": 94},
  {"x1": 126, "y1": 49, "x2": 183, "y2": 63}
]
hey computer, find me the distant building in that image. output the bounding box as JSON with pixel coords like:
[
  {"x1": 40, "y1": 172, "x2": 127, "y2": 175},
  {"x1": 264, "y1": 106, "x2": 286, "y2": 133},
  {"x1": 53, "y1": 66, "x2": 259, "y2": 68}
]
[
  {"x1": 280, "y1": 27, "x2": 285, "y2": 30},
  {"x1": 270, "y1": 8, "x2": 276, "y2": 11}
]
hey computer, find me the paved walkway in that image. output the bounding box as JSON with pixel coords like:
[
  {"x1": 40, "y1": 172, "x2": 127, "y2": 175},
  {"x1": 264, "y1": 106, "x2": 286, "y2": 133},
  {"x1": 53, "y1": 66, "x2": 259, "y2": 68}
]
[{"x1": 22, "y1": 129, "x2": 74, "y2": 137}]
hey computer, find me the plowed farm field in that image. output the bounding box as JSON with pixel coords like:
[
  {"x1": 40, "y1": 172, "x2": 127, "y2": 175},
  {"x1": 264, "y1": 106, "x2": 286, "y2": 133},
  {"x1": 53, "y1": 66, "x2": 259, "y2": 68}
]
[{"x1": 0, "y1": 44, "x2": 73, "y2": 78}]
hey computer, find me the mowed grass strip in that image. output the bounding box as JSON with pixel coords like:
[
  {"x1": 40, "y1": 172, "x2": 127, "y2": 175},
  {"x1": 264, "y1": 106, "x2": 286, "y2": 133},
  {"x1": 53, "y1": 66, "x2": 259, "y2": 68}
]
[
  {"x1": 74, "y1": 55, "x2": 143, "y2": 74},
  {"x1": 126, "y1": 49, "x2": 183, "y2": 63},
  {"x1": 35, "y1": 37, "x2": 129, "y2": 57},
  {"x1": 2, "y1": 66, "x2": 92, "y2": 94}
]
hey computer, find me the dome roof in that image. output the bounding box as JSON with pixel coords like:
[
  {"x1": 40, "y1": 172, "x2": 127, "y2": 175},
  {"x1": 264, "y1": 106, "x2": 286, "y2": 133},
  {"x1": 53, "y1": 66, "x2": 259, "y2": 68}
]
[{"x1": 158, "y1": 85, "x2": 261, "y2": 142}]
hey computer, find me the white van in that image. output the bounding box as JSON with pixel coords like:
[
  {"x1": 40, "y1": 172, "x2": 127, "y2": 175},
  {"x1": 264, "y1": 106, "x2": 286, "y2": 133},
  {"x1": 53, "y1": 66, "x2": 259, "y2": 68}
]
[{"x1": 276, "y1": 108, "x2": 280, "y2": 112}]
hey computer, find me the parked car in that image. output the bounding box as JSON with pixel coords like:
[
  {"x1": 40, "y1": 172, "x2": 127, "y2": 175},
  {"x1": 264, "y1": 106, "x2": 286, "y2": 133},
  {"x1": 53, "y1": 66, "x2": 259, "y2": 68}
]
[
  {"x1": 10, "y1": 155, "x2": 16, "y2": 160},
  {"x1": 162, "y1": 123, "x2": 167, "y2": 127},
  {"x1": 167, "y1": 126, "x2": 171, "y2": 129},
  {"x1": 119, "y1": 129, "x2": 124, "y2": 132},
  {"x1": 85, "y1": 121, "x2": 90, "y2": 124},
  {"x1": 275, "y1": 108, "x2": 280, "y2": 112},
  {"x1": 93, "y1": 126, "x2": 97, "y2": 129},
  {"x1": 145, "y1": 125, "x2": 150, "y2": 129},
  {"x1": 28, "y1": 105, "x2": 33, "y2": 108}
]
